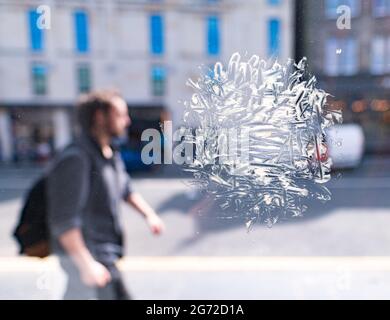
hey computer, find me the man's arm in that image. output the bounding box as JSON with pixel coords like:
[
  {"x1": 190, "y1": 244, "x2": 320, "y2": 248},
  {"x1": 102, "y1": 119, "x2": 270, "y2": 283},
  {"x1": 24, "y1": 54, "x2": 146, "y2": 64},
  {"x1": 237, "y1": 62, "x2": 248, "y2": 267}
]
[
  {"x1": 59, "y1": 228, "x2": 111, "y2": 287},
  {"x1": 47, "y1": 153, "x2": 110, "y2": 287},
  {"x1": 126, "y1": 192, "x2": 165, "y2": 235}
]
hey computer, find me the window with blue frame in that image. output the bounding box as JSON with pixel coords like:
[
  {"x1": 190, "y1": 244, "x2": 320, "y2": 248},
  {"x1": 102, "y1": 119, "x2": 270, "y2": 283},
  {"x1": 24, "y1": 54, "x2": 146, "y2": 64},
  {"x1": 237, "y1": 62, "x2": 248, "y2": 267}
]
[
  {"x1": 324, "y1": 37, "x2": 359, "y2": 76},
  {"x1": 373, "y1": 0, "x2": 390, "y2": 16},
  {"x1": 74, "y1": 10, "x2": 89, "y2": 53},
  {"x1": 151, "y1": 65, "x2": 166, "y2": 96},
  {"x1": 325, "y1": 0, "x2": 361, "y2": 18},
  {"x1": 29, "y1": 10, "x2": 44, "y2": 52},
  {"x1": 31, "y1": 63, "x2": 47, "y2": 95},
  {"x1": 268, "y1": 18, "x2": 280, "y2": 57},
  {"x1": 370, "y1": 37, "x2": 386, "y2": 74},
  {"x1": 150, "y1": 14, "x2": 164, "y2": 55},
  {"x1": 325, "y1": 0, "x2": 339, "y2": 18},
  {"x1": 77, "y1": 64, "x2": 92, "y2": 93},
  {"x1": 207, "y1": 16, "x2": 220, "y2": 56}
]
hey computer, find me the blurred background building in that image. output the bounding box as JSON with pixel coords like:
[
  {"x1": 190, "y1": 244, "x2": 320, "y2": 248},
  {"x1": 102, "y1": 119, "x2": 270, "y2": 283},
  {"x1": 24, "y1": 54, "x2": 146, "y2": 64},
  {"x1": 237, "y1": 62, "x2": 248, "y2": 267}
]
[
  {"x1": 0, "y1": 0, "x2": 294, "y2": 164},
  {"x1": 296, "y1": 0, "x2": 390, "y2": 154}
]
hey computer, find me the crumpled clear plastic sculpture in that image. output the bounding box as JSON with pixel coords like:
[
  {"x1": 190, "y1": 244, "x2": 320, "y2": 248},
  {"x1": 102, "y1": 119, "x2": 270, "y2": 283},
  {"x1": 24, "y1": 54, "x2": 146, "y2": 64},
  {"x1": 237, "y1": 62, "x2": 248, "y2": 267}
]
[{"x1": 181, "y1": 53, "x2": 343, "y2": 228}]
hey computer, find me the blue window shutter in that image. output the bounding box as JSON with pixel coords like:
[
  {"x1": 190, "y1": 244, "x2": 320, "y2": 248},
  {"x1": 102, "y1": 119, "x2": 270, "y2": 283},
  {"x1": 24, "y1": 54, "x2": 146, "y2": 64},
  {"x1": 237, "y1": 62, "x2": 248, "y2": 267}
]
[
  {"x1": 29, "y1": 10, "x2": 43, "y2": 52},
  {"x1": 207, "y1": 16, "x2": 220, "y2": 56},
  {"x1": 150, "y1": 15, "x2": 164, "y2": 55},
  {"x1": 74, "y1": 11, "x2": 89, "y2": 53},
  {"x1": 268, "y1": 18, "x2": 280, "y2": 57}
]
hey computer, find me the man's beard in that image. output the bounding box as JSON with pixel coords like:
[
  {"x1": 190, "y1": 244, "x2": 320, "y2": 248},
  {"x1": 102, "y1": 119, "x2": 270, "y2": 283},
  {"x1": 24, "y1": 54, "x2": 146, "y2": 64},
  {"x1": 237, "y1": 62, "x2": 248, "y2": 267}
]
[{"x1": 109, "y1": 127, "x2": 128, "y2": 144}]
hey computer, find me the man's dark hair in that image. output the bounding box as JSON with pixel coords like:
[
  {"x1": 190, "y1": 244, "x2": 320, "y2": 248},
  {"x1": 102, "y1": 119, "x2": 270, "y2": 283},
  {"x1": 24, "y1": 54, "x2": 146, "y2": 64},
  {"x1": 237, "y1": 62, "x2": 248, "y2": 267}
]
[{"x1": 77, "y1": 89, "x2": 121, "y2": 132}]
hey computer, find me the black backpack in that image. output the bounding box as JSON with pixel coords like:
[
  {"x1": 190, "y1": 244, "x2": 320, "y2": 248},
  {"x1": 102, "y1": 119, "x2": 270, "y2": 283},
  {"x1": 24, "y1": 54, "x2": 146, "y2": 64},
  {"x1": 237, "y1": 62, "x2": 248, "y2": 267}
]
[
  {"x1": 13, "y1": 176, "x2": 50, "y2": 258},
  {"x1": 13, "y1": 142, "x2": 90, "y2": 258}
]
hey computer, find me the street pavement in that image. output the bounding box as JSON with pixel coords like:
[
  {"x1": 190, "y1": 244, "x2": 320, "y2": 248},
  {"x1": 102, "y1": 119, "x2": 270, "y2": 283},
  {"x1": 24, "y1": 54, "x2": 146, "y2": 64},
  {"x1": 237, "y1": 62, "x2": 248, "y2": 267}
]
[
  {"x1": 2, "y1": 256, "x2": 390, "y2": 299},
  {"x1": 0, "y1": 155, "x2": 390, "y2": 299}
]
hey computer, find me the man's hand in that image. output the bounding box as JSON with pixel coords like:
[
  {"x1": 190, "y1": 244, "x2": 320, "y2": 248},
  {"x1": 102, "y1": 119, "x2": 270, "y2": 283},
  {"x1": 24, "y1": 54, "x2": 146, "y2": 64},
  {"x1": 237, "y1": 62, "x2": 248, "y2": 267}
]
[
  {"x1": 127, "y1": 192, "x2": 165, "y2": 235},
  {"x1": 80, "y1": 259, "x2": 112, "y2": 288},
  {"x1": 146, "y1": 213, "x2": 165, "y2": 235},
  {"x1": 58, "y1": 228, "x2": 112, "y2": 288}
]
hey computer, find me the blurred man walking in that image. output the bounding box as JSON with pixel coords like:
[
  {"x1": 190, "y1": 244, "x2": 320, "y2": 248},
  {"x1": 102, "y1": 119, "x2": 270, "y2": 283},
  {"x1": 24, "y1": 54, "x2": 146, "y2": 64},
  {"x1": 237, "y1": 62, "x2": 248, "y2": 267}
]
[{"x1": 47, "y1": 89, "x2": 165, "y2": 300}]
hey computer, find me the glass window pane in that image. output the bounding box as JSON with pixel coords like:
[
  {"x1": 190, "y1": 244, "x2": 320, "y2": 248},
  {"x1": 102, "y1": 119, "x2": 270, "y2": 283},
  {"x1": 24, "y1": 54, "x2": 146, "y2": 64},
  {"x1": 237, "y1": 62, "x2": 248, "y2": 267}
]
[
  {"x1": 151, "y1": 65, "x2": 166, "y2": 96},
  {"x1": 371, "y1": 37, "x2": 386, "y2": 74},
  {"x1": 345, "y1": 0, "x2": 361, "y2": 17},
  {"x1": 387, "y1": 37, "x2": 390, "y2": 72},
  {"x1": 268, "y1": 0, "x2": 281, "y2": 5},
  {"x1": 74, "y1": 11, "x2": 89, "y2": 53},
  {"x1": 343, "y1": 38, "x2": 358, "y2": 75},
  {"x1": 324, "y1": 38, "x2": 339, "y2": 76},
  {"x1": 77, "y1": 65, "x2": 91, "y2": 93},
  {"x1": 150, "y1": 14, "x2": 164, "y2": 55},
  {"x1": 207, "y1": 16, "x2": 220, "y2": 56},
  {"x1": 325, "y1": 0, "x2": 339, "y2": 18},
  {"x1": 29, "y1": 10, "x2": 44, "y2": 52},
  {"x1": 268, "y1": 18, "x2": 280, "y2": 57},
  {"x1": 372, "y1": 0, "x2": 387, "y2": 16},
  {"x1": 32, "y1": 64, "x2": 47, "y2": 95}
]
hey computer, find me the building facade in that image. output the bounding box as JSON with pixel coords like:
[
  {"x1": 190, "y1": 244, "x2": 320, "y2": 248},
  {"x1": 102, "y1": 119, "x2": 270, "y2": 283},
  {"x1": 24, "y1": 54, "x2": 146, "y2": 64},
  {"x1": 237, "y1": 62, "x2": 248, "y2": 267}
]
[
  {"x1": 0, "y1": 0, "x2": 294, "y2": 163},
  {"x1": 296, "y1": 0, "x2": 390, "y2": 153}
]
